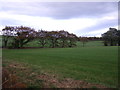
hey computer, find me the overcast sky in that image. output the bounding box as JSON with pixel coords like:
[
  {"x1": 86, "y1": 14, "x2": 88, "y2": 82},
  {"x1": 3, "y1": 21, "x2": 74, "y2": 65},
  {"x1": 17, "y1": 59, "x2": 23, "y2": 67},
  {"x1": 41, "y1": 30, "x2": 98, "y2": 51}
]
[{"x1": 0, "y1": 0, "x2": 118, "y2": 37}]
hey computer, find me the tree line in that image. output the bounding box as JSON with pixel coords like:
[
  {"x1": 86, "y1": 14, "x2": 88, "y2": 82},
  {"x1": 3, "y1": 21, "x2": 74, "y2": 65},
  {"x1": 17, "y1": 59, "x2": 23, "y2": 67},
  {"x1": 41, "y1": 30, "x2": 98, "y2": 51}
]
[
  {"x1": 2, "y1": 26, "x2": 78, "y2": 48},
  {"x1": 2, "y1": 26, "x2": 120, "y2": 48}
]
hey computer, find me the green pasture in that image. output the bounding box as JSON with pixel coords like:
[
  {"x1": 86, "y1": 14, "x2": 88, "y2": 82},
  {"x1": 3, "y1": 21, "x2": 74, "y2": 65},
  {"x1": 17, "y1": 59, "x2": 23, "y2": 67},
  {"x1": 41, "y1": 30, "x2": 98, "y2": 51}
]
[
  {"x1": 0, "y1": 35, "x2": 2, "y2": 47},
  {"x1": 2, "y1": 44, "x2": 118, "y2": 87}
]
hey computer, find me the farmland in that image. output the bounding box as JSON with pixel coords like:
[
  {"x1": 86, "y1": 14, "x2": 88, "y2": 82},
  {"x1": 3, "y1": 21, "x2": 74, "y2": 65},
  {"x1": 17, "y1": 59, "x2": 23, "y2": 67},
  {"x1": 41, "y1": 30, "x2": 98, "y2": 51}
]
[{"x1": 2, "y1": 41, "x2": 118, "y2": 88}]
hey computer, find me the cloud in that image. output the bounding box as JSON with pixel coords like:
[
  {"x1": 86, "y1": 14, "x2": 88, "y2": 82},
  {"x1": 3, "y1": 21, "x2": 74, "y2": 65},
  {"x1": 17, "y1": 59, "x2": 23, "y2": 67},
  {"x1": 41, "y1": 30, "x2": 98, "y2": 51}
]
[
  {"x1": 42, "y1": 2, "x2": 117, "y2": 19},
  {"x1": 75, "y1": 11, "x2": 118, "y2": 36},
  {"x1": 0, "y1": 1, "x2": 118, "y2": 36},
  {"x1": 0, "y1": 12, "x2": 97, "y2": 33},
  {"x1": 1, "y1": 2, "x2": 117, "y2": 19}
]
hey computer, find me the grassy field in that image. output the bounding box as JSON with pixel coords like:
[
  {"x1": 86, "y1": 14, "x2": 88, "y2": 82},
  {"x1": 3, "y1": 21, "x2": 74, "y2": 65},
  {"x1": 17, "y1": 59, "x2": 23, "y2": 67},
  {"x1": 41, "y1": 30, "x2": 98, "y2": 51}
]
[
  {"x1": 0, "y1": 35, "x2": 2, "y2": 47},
  {"x1": 2, "y1": 41, "x2": 118, "y2": 88}
]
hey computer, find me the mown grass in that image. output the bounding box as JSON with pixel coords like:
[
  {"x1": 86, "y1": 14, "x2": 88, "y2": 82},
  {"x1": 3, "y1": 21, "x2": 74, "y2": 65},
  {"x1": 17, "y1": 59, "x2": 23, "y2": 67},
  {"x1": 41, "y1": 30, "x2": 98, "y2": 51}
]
[
  {"x1": 2, "y1": 44, "x2": 118, "y2": 88},
  {"x1": 77, "y1": 41, "x2": 104, "y2": 47}
]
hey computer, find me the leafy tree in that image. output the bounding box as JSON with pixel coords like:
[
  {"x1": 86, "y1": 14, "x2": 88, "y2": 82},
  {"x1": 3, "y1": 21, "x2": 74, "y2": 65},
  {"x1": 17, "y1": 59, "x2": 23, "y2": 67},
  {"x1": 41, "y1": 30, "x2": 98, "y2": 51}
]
[
  {"x1": 58, "y1": 30, "x2": 78, "y2": 48},
  {"x1": 36, "y1": 30, "x2": 78, "y2": 48},
  {"x1": 102, "y1": 28, "x2": 118, "y2": 46},
  {"x1": 2, "y1": 26, "x2": 78, "y2": 48},
  {"x1": 47, "y1": 31, "x2": 60, "y2": 48},
  {"x1": 2, "y1": 26, "x2": 36, "y2": 48},
  {"x1": 59, "y1": 30, "x2": 69, "y2": 48},
  {"x1": 68, "y1": 33, "x2": 78, "y2": 47},
  {"x1": 117, "y1": 30, "x2": 120, "y2": 46},
  {"x1": 14, "y1": 26, "x2": 36, "y2": 48},
  {"x1": 37, "y1": 30, "x2": 48, "y2": 48},
  {"x1": 2, "y1": 26, "x2": 15, "y2": 48}
]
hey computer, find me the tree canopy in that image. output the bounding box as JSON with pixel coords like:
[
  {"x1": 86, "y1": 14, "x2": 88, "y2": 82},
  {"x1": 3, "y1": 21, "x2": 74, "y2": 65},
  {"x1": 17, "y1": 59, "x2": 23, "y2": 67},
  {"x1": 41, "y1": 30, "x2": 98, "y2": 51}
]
[
  {"x1": 102, "y1": 28, "x2": 119, "y2": 46},
  {"x1": 2, "y1": 26, "x2": 78, "y2": 48},
  {"x1": 2, "y1": 26, "x2": 119, "y2": 48}
]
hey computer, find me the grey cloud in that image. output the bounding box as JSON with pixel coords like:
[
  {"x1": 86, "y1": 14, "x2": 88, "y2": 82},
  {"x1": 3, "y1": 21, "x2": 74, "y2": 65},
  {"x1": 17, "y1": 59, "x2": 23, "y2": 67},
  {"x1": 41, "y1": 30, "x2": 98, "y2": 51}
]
[
  {"x1": 1, "y1": 2, "x2": 117, "y2": 19},
  {"x1": 0, "y1": 1, "x2": 118, "y2": 36},
  {"x1": 43, "y1": 2, "x2": 117, "y2": 19}
]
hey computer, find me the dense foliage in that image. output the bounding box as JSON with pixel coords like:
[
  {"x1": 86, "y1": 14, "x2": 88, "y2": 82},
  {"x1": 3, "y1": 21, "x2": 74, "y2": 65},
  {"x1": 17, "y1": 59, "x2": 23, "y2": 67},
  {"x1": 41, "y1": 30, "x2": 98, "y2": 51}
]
[
  {"x1": 102, "y1": 28, "x2": 120, "y2": 46},
  {"x1": 2, "y1": 26, "x2": 119, "y2": 48},
  {"x1": 2, "y1": 26, "x2": 78, "y2": 48}
]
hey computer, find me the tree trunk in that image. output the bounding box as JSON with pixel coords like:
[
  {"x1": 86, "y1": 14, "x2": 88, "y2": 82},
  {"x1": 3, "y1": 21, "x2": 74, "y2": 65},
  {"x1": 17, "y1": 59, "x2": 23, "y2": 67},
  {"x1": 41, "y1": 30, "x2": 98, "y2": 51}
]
[
  {"x1": 118, "y1": 41, "x2": 120, "y2": 46},
  {"x1": 62, "y1": 40, "x2": 65, "y2": 48},
  {"x1": 83, "y1": 42, "x2": 85, "y2": 47},
  {"x1": 104, "y1": 41, "x2": 108, "y2": 46},
  {"x1": 110, "y1": 40, "x2": 113, "y2": 46},
  {"x1": 4, "y1": 40, "x2": 8, "y2": 48}
]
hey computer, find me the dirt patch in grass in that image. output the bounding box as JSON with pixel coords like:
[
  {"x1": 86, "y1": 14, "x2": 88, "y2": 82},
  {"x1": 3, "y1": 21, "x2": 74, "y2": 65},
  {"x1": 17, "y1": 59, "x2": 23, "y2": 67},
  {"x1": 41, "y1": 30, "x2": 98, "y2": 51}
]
[
  {"x1": 2, "y1": 68, "x2": 27, "y2": 88},
  {"x1": 37, "y1": 73, "x2": 107, "y2": 88},
  {"x1": 2, "y1": 61, "x2": 43, "y2": 88},
  {"x1": 2, "y1": 60, "x2": 109, "y2": 88}
]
